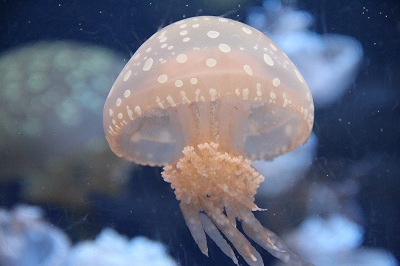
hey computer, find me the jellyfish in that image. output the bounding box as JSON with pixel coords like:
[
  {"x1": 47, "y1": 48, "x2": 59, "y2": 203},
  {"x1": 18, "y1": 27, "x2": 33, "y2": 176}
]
[
  {"x1": 246, "y1": 0, "x2": 363, "y2": 107},
  {"x1": 103, "y1": 16, "x2": 314, "y2": 265},
  {"x1": 0, "y1": 41, "x2": 129, "y2": 209}
]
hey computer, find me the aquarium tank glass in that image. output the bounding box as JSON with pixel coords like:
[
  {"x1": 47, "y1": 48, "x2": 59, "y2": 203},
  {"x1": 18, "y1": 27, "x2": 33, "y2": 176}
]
[{"x1": 0, "y1": 0, "x2": 399, "y2": 265}]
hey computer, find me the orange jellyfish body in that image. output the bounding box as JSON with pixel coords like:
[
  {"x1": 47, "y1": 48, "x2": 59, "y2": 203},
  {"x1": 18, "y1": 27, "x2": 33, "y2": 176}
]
[{"x1": 103, "y1": 16, "x2": 314, "y2": 266}]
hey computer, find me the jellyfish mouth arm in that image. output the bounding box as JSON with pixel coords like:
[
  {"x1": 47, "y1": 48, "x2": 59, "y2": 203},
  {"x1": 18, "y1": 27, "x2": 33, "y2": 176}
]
[
  {"x1": 179, "y1": 201, "x2": 209, "y2": 256},
  {"x1": 239, "y1": 205, "x2": 315, "y2": 266},
  {"x1": 162, "y1": 142, "x2": 313, "y2": 265}
]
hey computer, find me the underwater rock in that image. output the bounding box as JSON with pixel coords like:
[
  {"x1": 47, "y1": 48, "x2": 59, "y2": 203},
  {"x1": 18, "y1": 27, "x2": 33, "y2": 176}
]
[
  {"x1": 0, "y1": 205, "x2": 70, "y2": 266},
  {"x1": 0, "y1": 205, "x2": 178, "y2": 266},
  {"x1": 276, "y1": 214, "x2": 398, "y2": 266},
  {"x1": 65, "y1": 228, "x2": 177, "y2": 266}
]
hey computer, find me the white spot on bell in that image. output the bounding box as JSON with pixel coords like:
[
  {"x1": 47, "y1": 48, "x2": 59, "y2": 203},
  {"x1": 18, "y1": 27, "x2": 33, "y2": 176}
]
[
  {"x1": 124, "y1": 90, "x2": 131, "y2": 98},
  {"x1": 175, "y1": 80, "x2": 183, "y2": 88},
  {"x1": 206, "y1": 58, "x2": 217, "y2": 67},
  {"x1": 209, "y1": 88, "x2": 217, "y2": 101},
  {"x1": 127, "y1": 107, "x2": 134, "y2": 120},
  {"x1": 207, "y1": 30, "x2": 219, "y2": 38},
  {"x1": 295, "y1": 68, "x2": 304, "y2": 83},
  {"x1": 156, "y1": 97, "x2": 164, "y2": 109},
  {"x1": 180, "y1": 91, "x2": 191, "y2": 104},
  {"x1": 176, "y1": 54, "x2": 188, "y2": 63},
  {"x1": 242, "y1": 26, "x2": 252, "y2": 34},
  {"x1": 158, "y1": 30, "x2": 167, "y2": 38},
  {"x1": 306, "y1": 92, "x2": 311, "y2": 102},
  {"x1": 270, "y1": 90, "x2": 276, "y2": 100},
  {"x1": 256, "y1": 84, "x2": 262, "y2": 97},
  {"x1": 242, "y1": 88, "x2": 249, "y2": 100},
  {"x1": 158, "y1": 74, "x2": 168, "y2": 83},
  {"x1": 218, "y1": 43, "x2": 231, "y2": 53},
  {"x1": 116, "y1": 98, "x2": 121, "y2": 107},
  {"x1": 264, "y1": 54, "x2": 274, "y2": 66},
  {"x1": 283, "y1": 92, "x2": 289, "y2": 107},
  {"x1": 123, "y1": 70, "x2": 132, "y2": 81},
  {"x1": 195, "y1": 89, "x2": 201, "y2": 102},
  {"x1": 134, "y1": 106, "x2": 141, "y2": 115},
  {"x1": 143, "y1": 58, "x2": 153, "y2": 71},
  {"x1": 190, "y1": 78, "x2": 198, "y2": 84},
  {"x1": 166, "y1": 95, "x2": 176, "y2": 107},
  {"x1": 273, "y1": 78, "x2": 280, "y2": 87},
  {"x1": 243, "y1": 65, "x2": 253, "y2": 76}
]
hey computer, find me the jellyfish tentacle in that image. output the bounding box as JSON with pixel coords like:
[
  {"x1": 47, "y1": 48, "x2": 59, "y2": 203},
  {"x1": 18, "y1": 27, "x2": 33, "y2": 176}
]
[
  {"x1": 238, "y1": 205, "x2": 314, "y2": 266},
  {"x1": 179, "y1": 201, "x2": 208, "y2": 256},
  {"x1": 200, "y1": 197, "x2": 264, "y2": 266},
  {"x1": 236, "y1": 204, "x2": 279, "y2": 252},
  {"x1": 198, "y1": 212, "x2": 238, "y2": 265},
  {"x1": 224, "y1": 198, "x2": 238, "y2": 228},
  {"x1": 162, "y1": 142, "x2": 313, "y2": 265},
  {"x1": 163, "y1": 142, "x2": 266, "y2": 265}
]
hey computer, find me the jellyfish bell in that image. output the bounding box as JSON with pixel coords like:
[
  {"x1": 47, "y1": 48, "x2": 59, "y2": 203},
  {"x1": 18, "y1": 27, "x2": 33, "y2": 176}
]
[{"x1": 104, "y1": 16, "x2": 314, "y2": 265}]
